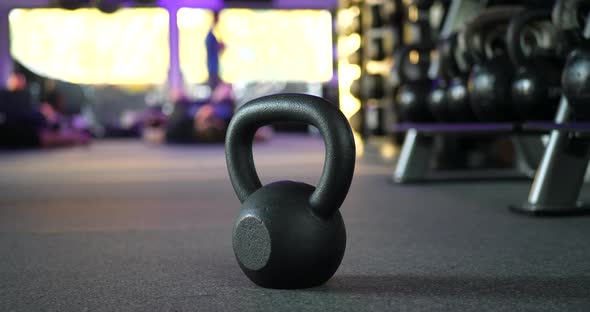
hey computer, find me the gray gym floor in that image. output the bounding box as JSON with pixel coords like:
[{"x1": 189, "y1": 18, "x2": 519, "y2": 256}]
[{"x1": 1, "y1": 135, "x2": 589, "y2": 311}]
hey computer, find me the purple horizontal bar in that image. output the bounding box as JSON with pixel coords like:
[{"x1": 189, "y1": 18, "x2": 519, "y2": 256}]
[
  {"x1": 523, "y1": 122, "x2": 590, "y2": 132},
  {"x1": 391, "y1": 122, "x2": 518, "y2": 134}
]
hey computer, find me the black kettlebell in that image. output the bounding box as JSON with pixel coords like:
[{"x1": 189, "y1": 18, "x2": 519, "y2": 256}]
[
  {"x1": 428, "y1": 79, "x2": 451, "y2": 122},
  {"x1": 553, "y1": 0, "x2": 590, "y2": 119},
  {"x1": 397, "y1": 82, "x2": 434, "y2": 122},
  {"x1": 438, "y1": 32, "x2": 465, "y2": 81},
  {"x1": 465, "y1": 6, "x2": 523, "y2": 122},
  {"x1": 447, "y1": 77, "x2": 477, "y2": 122},
  {"x1": 225, "y1": 94, "x2": 356, "y2": 289},
  {"x1": 507, "y1": 9, "x2": 562, "y2": 121},
  {"x1": 394, "y1": 44, "x2": 434, "y2": 122},
  {"x1": 437, "y1": 33, "x2": 477, "y2": 122},
  {"x1": 395, "y1": 44, "x2": 433, "y2": 83},
  {"x1": 563, "y1": 48, "x2": 590, "y2": 119},
  {"x1": 552, "y1": 0, "x2": 590, "y2": 52},
  {"x1": 468, "y1": 58, "x2": 516, "y2": 122}
]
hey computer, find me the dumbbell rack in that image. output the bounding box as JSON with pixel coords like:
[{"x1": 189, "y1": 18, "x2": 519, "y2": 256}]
[{"x1": 391, "y1": 123, "x2": 542, "y2": 183}]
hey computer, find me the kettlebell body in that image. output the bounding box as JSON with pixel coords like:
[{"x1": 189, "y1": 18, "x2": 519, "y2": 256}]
[
  {"x1": 563, "y1": 48, "x2": 590, "y2": 119},
  {"x1": 512, "y1": 67, "x2": 560, "y2": 120},
  {"x1": 506, "y1": 9, "x2": 562, "y2": 120},
  {"x1": 396, "y1": 81, "x2": 434, "y2": 122},
  {"x1": 394, "y1": 44, "x2": 434, "y2": 122},
  {"x1": 395, "y1": 44, "x2": 433, "y2": 83},
  {"x1": 234, "y1": 182, "x2": 346, "y2": 289},
  {"x1": 428, "y1": 81, "x2": 451, "y2": 122},
  {"x1": 226, "y1": 94, "x2": 355, "y2": 289},
  {"x1": 468, "y1": 57, "x2": 515, "y2": 122},
  {"x1": 463, "y1": 6, "x2": 523, "y2": 122},
  {"x1": 447, "y1": 77, "x2": 476, "y2": 122},
  {"x1": 435, "y1": 32, "x2": 474, "y2": 122}
]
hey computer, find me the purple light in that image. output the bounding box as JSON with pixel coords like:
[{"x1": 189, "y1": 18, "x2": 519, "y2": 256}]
[{"x1": 157, "y1": 0, "x2": 223, "y2": 10}]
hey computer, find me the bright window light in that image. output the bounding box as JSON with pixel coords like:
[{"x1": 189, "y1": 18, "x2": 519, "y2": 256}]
[
  {"x1": 179, "y1": 8, "x2": 333, "y2": 83},
  {"x1": 177, "y1": 8, "x2": 214, "y2": 85},
  {"x1": 9, "y1": 8, "x2": 169, "y2": 85}
]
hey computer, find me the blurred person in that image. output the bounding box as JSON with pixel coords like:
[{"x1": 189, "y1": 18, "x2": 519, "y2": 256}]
[
  {"x1": 142, "y1": 83, "x2": 273, "y2": 145},
  {"x1": 166, "y1": 82, "x2": 234, "y2": 144},
  {"x1": 36, "y1": 79, "x2": 66, "y2": 131},
  {"x1": 40, "y1": 79, "x2": 96, "y2": 135},
  {"x1": 6, "y1": 73, "x2": 27, "y2": 92},
  {"x1": 0, "y1": 74, "x2": 91, "y2": 149},
  {"x1": 206, "y1": 11, "x2": 225, "y2": 90},
  {"x1": 0, "y1": 115, "x2": 91, "y2": 149},
  {"x1": 40, "y1": 79, "x2": 65, "y2": 115}
]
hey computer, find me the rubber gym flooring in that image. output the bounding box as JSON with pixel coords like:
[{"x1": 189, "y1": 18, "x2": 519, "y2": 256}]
[{"x1": 1, "y1": 135, "x2": 589, "y2": 311}]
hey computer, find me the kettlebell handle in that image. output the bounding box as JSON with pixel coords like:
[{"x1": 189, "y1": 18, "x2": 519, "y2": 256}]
[
  {"x1": 225, "y1": 93, "x2": 356, "y2": 219},
  {"x1": 396, "y1": 43, "x2": 433, "y2": 83},
  {"x1": 463, "y1": 6, "x2": 524, "y2": 64},
  {"x1": 506, "y1": 10, "x2": 553, "y2": 68}
]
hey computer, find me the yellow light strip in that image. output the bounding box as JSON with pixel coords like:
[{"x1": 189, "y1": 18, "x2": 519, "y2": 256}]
[
  {"x1": 408, "y1": 5, "x2": 418, "y2": 22},
  {"x1": 409, "y1": 50, "x2": 420, "y2": 64},
  {"x1": 366, "y1": 60, "x2": 392, "y2": 75},
  {"x1": 337, "y1": 33, "x2": 361, "y2": 59},
  {"x1": 336, "y1": 6, "x2": 364, "y2": 157}
]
